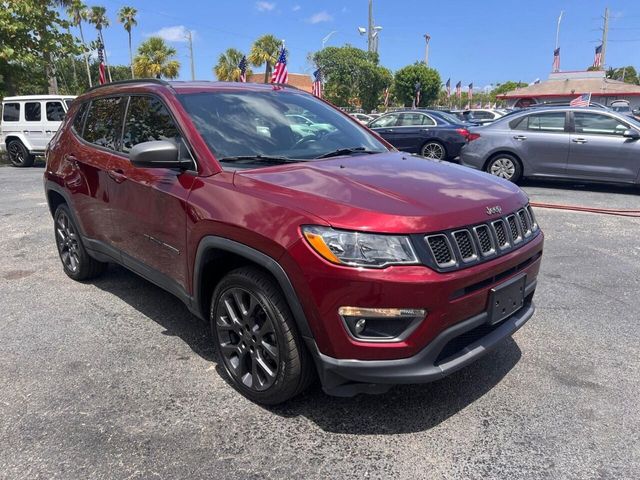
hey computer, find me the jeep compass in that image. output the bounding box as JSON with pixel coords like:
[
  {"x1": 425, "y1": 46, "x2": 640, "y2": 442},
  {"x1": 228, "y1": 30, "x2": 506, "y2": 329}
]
[{"x1": 44, "y1": 79, "x2": 543, "y2": 404}]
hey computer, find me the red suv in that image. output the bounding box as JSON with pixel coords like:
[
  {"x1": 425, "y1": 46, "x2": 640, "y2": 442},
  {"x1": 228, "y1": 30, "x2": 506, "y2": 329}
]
[{"x1": 44, "y1": 80, "x2": 543, "y2": 404}]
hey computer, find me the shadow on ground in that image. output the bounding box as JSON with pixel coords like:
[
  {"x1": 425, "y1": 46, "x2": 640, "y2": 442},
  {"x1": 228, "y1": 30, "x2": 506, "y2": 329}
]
[
  {"x1": 520, "y1": 178, "x2": 638, "y2": 196},
  {"x1": 92, "y1": 263, "x2": 522, "y2": 435}
]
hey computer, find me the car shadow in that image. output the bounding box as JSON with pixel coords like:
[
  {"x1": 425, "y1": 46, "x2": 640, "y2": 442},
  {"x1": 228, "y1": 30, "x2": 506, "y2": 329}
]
[
  {"x1": 92, "y1": 263, "x2": 522, "y2": 435},
  {"x1": 520, "y1": 178, "x2": 638, "y2": 195}
]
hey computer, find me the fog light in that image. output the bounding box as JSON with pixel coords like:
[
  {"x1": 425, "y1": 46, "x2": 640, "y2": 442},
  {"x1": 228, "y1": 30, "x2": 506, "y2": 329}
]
[{"x1": 338, "y1": 307, "x2": 427, "y2": 342}]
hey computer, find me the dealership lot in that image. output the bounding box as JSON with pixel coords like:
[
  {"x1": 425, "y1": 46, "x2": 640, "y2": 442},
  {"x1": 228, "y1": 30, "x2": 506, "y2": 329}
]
[{"x1": 1, "y1": 166, "x2": 639, "y2": 479}]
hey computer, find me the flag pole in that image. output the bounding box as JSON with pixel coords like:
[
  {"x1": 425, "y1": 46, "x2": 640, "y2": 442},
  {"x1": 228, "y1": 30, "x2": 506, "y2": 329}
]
[{"x1": 555, "y1": 11, "x2": 563, "y2": 50}]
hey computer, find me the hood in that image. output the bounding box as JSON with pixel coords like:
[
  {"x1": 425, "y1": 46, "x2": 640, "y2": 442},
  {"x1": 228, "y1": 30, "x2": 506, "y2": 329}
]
[{"x1": 234, "y1": 152, "x2": 528, "y2": 233}]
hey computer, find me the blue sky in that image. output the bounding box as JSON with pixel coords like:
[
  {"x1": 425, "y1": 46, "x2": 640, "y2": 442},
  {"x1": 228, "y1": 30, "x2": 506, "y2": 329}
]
[{"x1": 78, "y1": 0, "x2": 640, "y2": 89}]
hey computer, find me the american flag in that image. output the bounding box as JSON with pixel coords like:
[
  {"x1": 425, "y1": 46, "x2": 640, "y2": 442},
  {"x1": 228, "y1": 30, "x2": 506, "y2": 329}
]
[
  {"x1": 593, "y1": 44, "x2": 603, "y2": 68},
  {"x1": 312, "y1": 69, "x2": 323, "y2": 98},
  {"x1": 569, "y1": 93, "x2": 591, "y2": 107},
  {"x1": 238, "y1": 55, "x2": 248, "y2": 82},
  {"x1": 97, "y1": 42, "x2": 106, "y2": 85},
  {"x1": 552, "y1": 47, "x2": 560, "y2": 72},
  {"x1": 414, "y1": 82, "x2": 421, "y2": 108},
  {"x1": 445, "y1": 78, "x2": 451, "y2": 97},
  {"x1": 468, "y1": 82, "x2": 473, "y2": 101},
  {"x1": 455, "y1": 81, "x2": 462, "y2": 97},
  {"x1": 271, "y1": 47, "x2": 288, "y2": 84}
]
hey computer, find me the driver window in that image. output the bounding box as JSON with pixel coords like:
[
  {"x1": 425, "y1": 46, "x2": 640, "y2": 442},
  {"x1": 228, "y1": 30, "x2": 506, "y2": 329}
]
[
  {"x1": 122, "y1": 96, "x2": 182, "y2": 154},
  {"x1": 370, "y1": 114, "x2": 398, "y2": 128},
  {"x1": 574, "y1": 112, "x2": 629, "y2": 136}
]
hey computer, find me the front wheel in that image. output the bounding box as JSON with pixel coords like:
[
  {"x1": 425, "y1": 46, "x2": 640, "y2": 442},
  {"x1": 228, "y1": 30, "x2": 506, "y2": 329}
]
[
  {"x1": 7, "y1": 140, "x2": 34, "y2": 167},
  {"x1": 211, "y1": 267, "x2": 314, "y2": 404},
  {"x1": 420, "y1": 141, "x2": 446, "y2": 160},
  {"x1": 486, "y1": 154, "x2": 522, "y2": 183}
]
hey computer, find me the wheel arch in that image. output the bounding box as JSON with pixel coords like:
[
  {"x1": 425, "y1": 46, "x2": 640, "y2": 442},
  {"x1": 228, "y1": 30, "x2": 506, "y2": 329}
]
[
  {"x1": 5, "y1": 134, "x2": 30, "y2": 150},
  {"x1": 192, "y1": 236, "x2": 313, "y2": 340},
  {"x1": 483, "y1": 150, "x2": 525, "y2": 175}
]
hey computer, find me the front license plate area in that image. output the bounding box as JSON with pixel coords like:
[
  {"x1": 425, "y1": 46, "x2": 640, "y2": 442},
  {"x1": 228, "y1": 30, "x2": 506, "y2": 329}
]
[{"x1": 487, "y1": 275, "x2": 526, "y2": 325}]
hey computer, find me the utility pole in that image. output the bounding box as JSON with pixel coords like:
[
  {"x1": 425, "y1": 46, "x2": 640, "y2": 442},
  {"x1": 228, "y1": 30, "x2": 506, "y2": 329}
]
[
  {"x1": 186, "y1": 30, "x2": 195, "y2": 81},
  {"x1": 368, "y1": 0, "x2": 374, "y2": 53},
  {"x1": 601, "y1": 7, "x2": 609, "y2": 68},
  {"x1": 424, "y1": 34, "x2": 431, "y2": 65}
]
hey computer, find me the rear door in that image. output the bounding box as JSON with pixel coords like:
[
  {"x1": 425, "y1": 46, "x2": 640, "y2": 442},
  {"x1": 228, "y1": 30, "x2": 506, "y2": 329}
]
[
  {"x1": 24, "y1": 101, "x2": 47, "y2": 152},
  {"x1": 107, "y1": 95, "x2": 196, "y2": 293},
  {"x1": 44, "y1": 100, "x2": 67, "y2": 148},
  {"x1": 567, "y1": 111, "x2": 640, "y2": 183},
  {"x1": 509, "y1": 111, "x2": 570, "y2": 177}
]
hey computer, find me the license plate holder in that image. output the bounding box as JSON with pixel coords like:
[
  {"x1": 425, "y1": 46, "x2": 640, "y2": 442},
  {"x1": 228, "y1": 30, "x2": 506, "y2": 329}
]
[{"x1": 487, "y1": 275, "x2": 526, "y2": 325}]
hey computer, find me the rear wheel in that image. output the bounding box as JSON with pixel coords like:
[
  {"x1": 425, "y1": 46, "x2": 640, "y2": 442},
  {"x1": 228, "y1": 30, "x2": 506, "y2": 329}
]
[
  {"x1": 7, "y1": 140, "x2": 34, "y2": 167},
  {"x1": 486, "y1": 154, "x2": 522, "y2": 183},
  {"x1": 211, "y1": 267, "x2": 314, "y2": 404},
  {"x1": 420, "y1": 141, "x2": 446, "y2": 160},
  {"x1": 54, "y1": 204, "x2": 107, "y2": 280}
]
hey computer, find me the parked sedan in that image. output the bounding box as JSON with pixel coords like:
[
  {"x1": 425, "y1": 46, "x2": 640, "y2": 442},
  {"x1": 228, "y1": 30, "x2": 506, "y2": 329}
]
[
  {"x1": 350, "y1": 112, "x2": 373, "y2": 124},
  {"x1": 367, "y1": 110, "x2": 470, "y2": 160},
  {"x1": 460, "y1": 106, "x2": 640, "y2": 185}
]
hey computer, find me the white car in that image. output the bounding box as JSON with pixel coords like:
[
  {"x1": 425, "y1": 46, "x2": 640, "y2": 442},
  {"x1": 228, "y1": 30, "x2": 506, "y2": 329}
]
[
  {"x1": 1, "y1": 95, "x2": 76, "y2": 167},
  {"x1": 350, "y1": 113, "x2": 373, "y2": 125},
  {"x1": 469, "y1": 109, "x2": 504, "y2": 123}
]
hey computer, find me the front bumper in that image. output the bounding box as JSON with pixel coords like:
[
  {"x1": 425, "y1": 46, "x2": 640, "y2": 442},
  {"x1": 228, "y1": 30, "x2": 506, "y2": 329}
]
[{"x1": 308, "y1": 280, "x2": 536, "y2": 397}]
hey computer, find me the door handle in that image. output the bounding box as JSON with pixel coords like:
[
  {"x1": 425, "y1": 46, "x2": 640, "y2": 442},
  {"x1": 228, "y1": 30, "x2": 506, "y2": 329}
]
[
  {"x1": 572, "y1": 138, "x2": 587, "y2": 144},
  {"x1": 108, "y1": 168, "x2": 127, "y2": 183},
  {"x1": 513, "y1": 135, "x2": 527, "y2": 141}
]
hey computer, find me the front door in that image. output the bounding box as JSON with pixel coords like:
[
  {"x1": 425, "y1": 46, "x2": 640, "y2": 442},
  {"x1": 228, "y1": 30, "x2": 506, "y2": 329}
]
[
  {"x1": 394, "y1": 112, "x2": 437, "y2": 153},
  {"x1": 23, "y1": 101, "x2": 48, "y2": 152},
  {"x1": 369, "y1": 113, "x2": 401, "y2": 146},
  {"x1": 106, "y1": 95, "x2": 195, "y2": 294},
  {"x1": 44, "y1": 100, "x2": 67, "y2": 147},
  {"x1": 567, "y1": 111, "x2": 640, "y2": 183}
]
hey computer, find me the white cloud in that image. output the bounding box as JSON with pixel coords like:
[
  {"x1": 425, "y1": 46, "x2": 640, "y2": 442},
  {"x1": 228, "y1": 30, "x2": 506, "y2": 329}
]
[
  {"x1": 292, "y1": 5, "x2": 301, "y2": 11},
  {"x1": 256, "y1": 1, "x2": 275, "y2": 11},
  {"x1": 308, "y1": 11, "x2": 333, "y2": 24},
  {"x1": 148, "y1": 25, "x2": 193, "y2": 43}
]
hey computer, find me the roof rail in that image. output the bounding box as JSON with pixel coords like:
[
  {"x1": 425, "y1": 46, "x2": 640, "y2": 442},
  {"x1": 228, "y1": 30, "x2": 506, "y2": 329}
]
[{"x1": 87, "y1": 78, "x2": 172, "y2": 92}]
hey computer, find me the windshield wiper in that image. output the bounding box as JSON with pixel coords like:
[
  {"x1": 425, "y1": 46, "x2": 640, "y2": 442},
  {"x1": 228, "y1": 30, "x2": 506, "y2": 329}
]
[
  {"x1": 315, "y1": 147, "x2": 380, "y2": 159},
  {"x1": 218, "y1": 155, "x2": 301, "y2": 164}
]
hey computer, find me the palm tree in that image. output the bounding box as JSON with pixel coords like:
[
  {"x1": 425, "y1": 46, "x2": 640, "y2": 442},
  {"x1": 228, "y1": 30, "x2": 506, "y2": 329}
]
[
  {"x1": 133, "y1": 37, "x2": 181, "y2": 79},
  {"x1": 87, "y1": 5, "x2": 112, "y2": 82},
  {"x1": 66, "y1": 0, "x2": 92, "y2": 87},
  {"x1": 248, "y1": 34, "x2": 281, "y2": 83},
  {"x1": 117, "y1": 6, "x2": 137, "y2": 78},
  {"x1": 214, "y1": 48, "x2": 252, "y2": 81}
]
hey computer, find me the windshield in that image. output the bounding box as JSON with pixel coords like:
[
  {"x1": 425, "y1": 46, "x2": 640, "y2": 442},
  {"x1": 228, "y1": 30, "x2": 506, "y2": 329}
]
[
  {"x1": 433, "y1": 111, "x2": 464, "y2": 124},
  {"x1": 178, "y1": 90, "x2": 388, "y2": 168}
]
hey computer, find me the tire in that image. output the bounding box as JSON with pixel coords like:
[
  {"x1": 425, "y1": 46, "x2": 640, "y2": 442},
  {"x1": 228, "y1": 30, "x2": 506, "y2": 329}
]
[
  {"x1": 486, "y1": 154, "x2": 523, "y2": 183},
  {"x1": 210, "y1": 267, "x2": 314, "y2": 405},
  {"x1": 420, "y1": 141, "x2": 447, "y2": 160},
  {"x1": 54, "y1": 204, "x2": 107, "y2": 281},
  {"x1": 7, "y1": 140, "x2": 35, "y2": 167}
]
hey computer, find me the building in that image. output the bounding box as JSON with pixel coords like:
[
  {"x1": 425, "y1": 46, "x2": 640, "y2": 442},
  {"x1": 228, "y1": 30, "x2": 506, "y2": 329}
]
[
  {"x1": 246, "y1": 73, "x2": 313, "y2": 93},
  {"x1": 497, "y1": 70, "x2": 640, "y2": 109}
]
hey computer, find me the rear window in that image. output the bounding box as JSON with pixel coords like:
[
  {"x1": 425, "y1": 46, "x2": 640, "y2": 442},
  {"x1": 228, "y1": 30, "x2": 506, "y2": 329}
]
[
  {"x1": 2, "y1": 103, "x2": 20, "y2": 122},
  {"x1": 25, "y1": 102, "x2": 42, "y2": 121},
  {"x1": 512, "y1": 112, "x2": 566, "y2": 132},
  {"x1": 46, "y1": 102, "x2": 66, "y2": 121},
  {"x1": 82, "y1": 97, "x2": 125, "y2": 151}
]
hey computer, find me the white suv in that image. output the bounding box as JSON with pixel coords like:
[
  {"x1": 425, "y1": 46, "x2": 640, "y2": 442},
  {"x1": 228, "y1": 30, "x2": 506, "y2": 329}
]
[{"x1": 1, "y1": 95, "x2": 76, "y2": 167}]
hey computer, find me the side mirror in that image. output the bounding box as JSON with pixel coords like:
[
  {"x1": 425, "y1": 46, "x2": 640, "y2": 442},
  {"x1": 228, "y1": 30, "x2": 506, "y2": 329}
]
[
  {"x1": 130, "y1": 140, "x2": 192, "y2": 169},
  {"x1": 623, "y1": 129, "x2": 640, "y2": 140}
]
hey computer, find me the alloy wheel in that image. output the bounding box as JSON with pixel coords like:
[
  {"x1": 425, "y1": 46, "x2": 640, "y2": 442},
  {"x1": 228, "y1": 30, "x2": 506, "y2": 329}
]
[
  {"x1": 215, "y1": 287, "x2": 280, "y2": 392},
  {"x1": 422, "y1": 142, "x2": 445, "y2": 159},
  {"x1": 56, "y1": 211, "x2": 81, "y2": 273},
  {"x1": 490, "y1": 157, "x2": 516, "y2": 179},
  {"x1": 8, "y1": 142, "x2": 25, "y2": 165}
]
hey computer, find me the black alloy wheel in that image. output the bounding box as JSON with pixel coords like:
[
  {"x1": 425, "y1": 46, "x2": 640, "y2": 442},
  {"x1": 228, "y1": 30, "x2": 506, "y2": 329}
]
[{"x1": 7, "y1": 140, "x2": 34, "y2": 167}]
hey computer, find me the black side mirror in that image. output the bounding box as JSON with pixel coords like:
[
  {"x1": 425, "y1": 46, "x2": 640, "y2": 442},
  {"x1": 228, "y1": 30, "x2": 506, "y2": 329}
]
[
  {"x1": 623, "y1": 129, "x2": 640, "y2": 140},
  {"x1": 130, "y1": 140, "x2": 192, "y2": 169}
]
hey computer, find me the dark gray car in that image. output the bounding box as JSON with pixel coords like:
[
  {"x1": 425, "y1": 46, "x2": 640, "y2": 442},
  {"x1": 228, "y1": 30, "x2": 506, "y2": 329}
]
[{"x1": 459, "y1": 106, "x2": 640, "y2": 184}]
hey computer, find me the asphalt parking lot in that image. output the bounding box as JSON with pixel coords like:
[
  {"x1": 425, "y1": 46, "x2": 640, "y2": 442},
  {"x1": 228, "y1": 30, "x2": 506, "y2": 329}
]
[{"x1": 1, "y1": 163, "x2": 639, "y2": 479}]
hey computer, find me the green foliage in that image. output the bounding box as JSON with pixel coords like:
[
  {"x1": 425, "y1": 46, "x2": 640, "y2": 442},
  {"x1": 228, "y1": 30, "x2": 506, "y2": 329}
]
[
  {"x1": 492, "y1": 81, "x2": 528, "y2": 97},
  {"x1": 393, "y1": 62, "x2": 441, "y2": 107},
  {"x1": 311, "y1": 45, "x2": 391, "y2": 112},
  {"x1": 133, "y1": 37, "x2": 180, "y2": 79},
  {"x1": 606, "y1": 66, "x2": 639, "y2": 85},
  {"x1": 248, "y1": 35, "x2": 282, "y2": 83},
  {"x1": 214, "y1": 48, "x2": 252, "y2": 81}
]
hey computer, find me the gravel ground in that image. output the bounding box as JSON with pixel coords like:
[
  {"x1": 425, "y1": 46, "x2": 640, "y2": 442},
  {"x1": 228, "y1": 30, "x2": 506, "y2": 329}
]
[{"x1": 1, "y1": 165, "x2": 639, "y2": 479}]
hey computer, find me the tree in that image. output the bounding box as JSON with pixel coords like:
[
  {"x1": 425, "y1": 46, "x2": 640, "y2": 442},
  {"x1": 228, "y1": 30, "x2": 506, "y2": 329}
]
[
  {"x1": 248, "y1": 34, "x2": 281, "y2": 83},
  {"x1": 214, "y1": 48, "x2": 251, "y2": 81},
  {"x1": 87, "y1": 5, "x2": 112, "y2": 82},
  {"x1": 606, "y1": 66, "x2": 639, "y2": 85},
  {"x1": 492, "y1": 81, "x2": 528, "y2": 97},
  {"x1": 312, "y1": 45, "x2": 390, "y2": 111},
  {"x1": 117, "y1": 6, "x2": 137, "y2": 78},
  {"x1": 66, "y1": 0, "x2": 92, "y2": 87},
  {"x1": 133, "y1": 37, "x2": 180, "y2": 79},
  {"x1": 393, "y1": 62, "x2": 441, "y2": 107}
]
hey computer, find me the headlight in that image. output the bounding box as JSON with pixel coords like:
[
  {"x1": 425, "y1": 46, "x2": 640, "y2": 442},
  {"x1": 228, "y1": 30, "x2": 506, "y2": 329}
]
[{"x1": 302, "y1": 226, "x2": 419, "y2": 268}]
